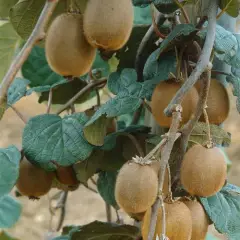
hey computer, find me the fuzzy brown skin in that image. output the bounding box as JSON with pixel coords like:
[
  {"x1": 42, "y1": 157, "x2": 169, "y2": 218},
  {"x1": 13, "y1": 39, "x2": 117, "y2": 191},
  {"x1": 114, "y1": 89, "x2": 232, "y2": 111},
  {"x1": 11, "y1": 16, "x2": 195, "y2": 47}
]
[
  {"x1": 45, "y1": 13, "x2": 96, "y2": 77},
  {"x1": 16, "y1": 158, "x2": 54, "y2": 198},
  {"x1": 195, "y1": 78, "x2": 230, "y2": 124},
  {"x1": 56, "y1": 166, "x2": 79, "y2": 186},
  {"x1": 83, "y1": 0, "x2": 134, "y2": 50},
  {"x1": 141, "y1": 201, "x2": 192, "y2": 240},
  {"x1": 115, "y1": 161, "x2": 158, "y2": 213},
  {"x1": 183, "y1": 200, "x2": 210, "y2": 240},
  {"x1": 151, "y1": 80, "x2": 199, "y2": 127},
  {"x1": 180, "y1": 145, "x2": 227, "y2": 197}
]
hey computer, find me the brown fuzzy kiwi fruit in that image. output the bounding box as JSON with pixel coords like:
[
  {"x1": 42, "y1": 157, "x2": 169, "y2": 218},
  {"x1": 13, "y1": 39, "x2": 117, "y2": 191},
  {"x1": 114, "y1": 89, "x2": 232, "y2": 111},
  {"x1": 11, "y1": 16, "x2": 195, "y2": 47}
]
[
  {"x1": 56, "y1": 166, "x2": 79, "y2": 186},
  {"x1": 83, "y1": 0, "x2": 134, "y2": 50},
  {"x1": 16, "y1": 158, "x2": 54, "y2": 198},
  {"x1": 180, "y1": 145, "x2": 227, "y2": 197},
  {"x1": 141, "y1": 201, "x2": 192, "y2": 240},
  {"x1": 151, "y1": 80, "x2": 199, "y2": 127},
  {"x1": 45, "y1": 13, "x2": 96, "y2": 77},
  {"x1": 183, "y1": 200, "x2": 210, "y2": 240},
  {"x1": 115, "y1": 159, "x2": 158, "y2": 213},
  {"x1": 195, "y1": 78, "x2": 230, "y2": 124}
]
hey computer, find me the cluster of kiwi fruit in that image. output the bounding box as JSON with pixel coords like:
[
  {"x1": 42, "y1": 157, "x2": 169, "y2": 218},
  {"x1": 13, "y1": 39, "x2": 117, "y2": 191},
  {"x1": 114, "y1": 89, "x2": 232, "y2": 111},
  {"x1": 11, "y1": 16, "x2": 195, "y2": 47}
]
[
  {"x1": 45, "y1": 0, "x2": 134, "y2": 77},
  {"x1": 151, "y1": 77, "x2": 230, "y2": 127},
  {"x1": 114, "y1": 76, "x2": 229, "y2": 239},
  {"x1": 16, "y1": 157, "x2": 79, "y2": 199},
  {"x1": 150, "y1": 77, "x2": 228, "y2": 196},
  {"x1": 115, "y1": 157, "x2": 211, "y2": 239}
]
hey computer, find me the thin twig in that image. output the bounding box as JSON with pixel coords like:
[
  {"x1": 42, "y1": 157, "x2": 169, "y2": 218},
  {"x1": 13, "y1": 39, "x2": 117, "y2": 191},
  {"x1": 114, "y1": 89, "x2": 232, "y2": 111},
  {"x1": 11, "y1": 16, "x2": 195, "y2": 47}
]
[
  {"x1": 56, "y1": 191, "x2": 68, "y2": 232},
  {"x1": 131, "y1": 103, "x2": 143, "y2": 125},
  {"x1": 148, "y1": 106, "x2": 182, "y2": 240},
  {"x1": 211, "y1": 70, "x2": 231, "y2": 77},
  {"x1": 119, "y1": 133, "x2": 145, "y2": 157},
  {"x1": 49, "y1": 191, "x2": 68, "y2": 232},
  {"x1": 164, "y1": 0, "x2": 218, "y2": 116},
  {"x1": 150, "y1": 4, "x2": 166, "y2": 39},
  {"x1": 0, "y1": 0, "x2": 59, "y2": 107},
  {"x1": 135, "y1": 11, "x2": 162, "y2": 82},
  {"x1": 143, "y1": 100, "x2": 152, "y2": 113},
  {"x1": 96, "y1": 89, "x2": 101, "y2": 106},
  {"x1": 82, "y1": 184, "x2": 98, "y2": 194},
  {"x1": 203, "y1": 108, "x2": 212, "y2": 146},
  {"x1": 181, "y1": 71, "x2": 211, "y2": 135},
  {"x1": 115, "y1": 210, "x2": 124, "y2": 224},
  {"x1": 105, "y1": 203, "x2": 112, "y2": 222},
  {"x1": 11, "y1": 105, "x2": 28, "y2": 124},
  {"x1": 56, "y1": 78, "x2": 107, "y2": 115},
  {"x1": 46, "y1": 88, "x2": 53, "y2": 114},
  {"x1": 174, "y1": 0, "x2": 190, "y2": 24},
  {"x1": 172, "y1": 70, "x2": 211, "y2": 189},
  {"x1": 70, "y1": 104, "x2": 76, "y2": 114},
  {"x1": 90, "y1": 177, "x2": 97, "y2": 186}
]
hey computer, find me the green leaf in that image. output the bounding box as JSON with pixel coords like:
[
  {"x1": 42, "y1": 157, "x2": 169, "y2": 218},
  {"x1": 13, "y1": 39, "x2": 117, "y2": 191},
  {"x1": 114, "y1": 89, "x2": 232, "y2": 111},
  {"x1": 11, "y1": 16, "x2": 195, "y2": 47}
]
[
  {"x1": 74, "y1": 149, "x2": 105, "y2": 184},
  {"x1": 143, "y1": 50, "x2": 177, "y2": 81},
  {"x1": 97, "y1": 171, "x2": 119, "y2": 209},
  {"x1": 108, "y1": 69, "x2": 141, "y2": 95},
  {"x1": 70, "y1": 221, "x2": 140, "y2": 240},
  {"x1": 0, "y1": 195, "x2": 21, "y2": 228},
  {"x1": 134, "y1": 6, "x2": 152, "y2": 25},
  {"x1": 0, "y1": 231, "x2": 19, "y2": 240},
  {"x1": 22, "y1": 46, "x2": 64, "y2": 87},
  {"x1": 7, "y1": 78, "x2": 30, "y2": 106},
  {"x1": 189, "y1": 122, "x2": 231, "y2": 147},
  {"x1": 132, "y1": 0, "x2": 152, "y2": 7},
  {"x1": 116, "y1": 25, "x2": 156, "y2": 70},
  {"x1": 219, "y1": 0, "x2": 239, "y2": 18},
  {"x1": 228, "y1": 34, "x2": 240, "y2": 69},
  {"x1": 227, "y1": 75, "x2": 240, "y2": 113},
  {"x1": 9, "y1": 0, "x2": 87, "y2": 40},
  {"x1": 83, "y1": 115, "x2": 108, "y2": 147},
  {"x1": 199, "y1": 24, "x2": 238, "y2": 65},
  {"x1": 74, "y1": 126, "x2": 149, "y2": 183},
  {"x1": 22, "y1": 113, "x2": 93, "y2": 167},
  {"x1": 31, "y1": 78, "x2": 89, "y2": 105},
  {"x1": 200, "y1": 184, "x2": 240, "y2": 239},
  {"x1": 101, "y1": 125, "x2": 150, "y2": 151},
  {"x1": 0, "y1": 22, "x2": 20, "y2": 83},
  {"x1": 0, "y1": 0, "x2": 18, "y2": 18},
  {"x1": 21, "y1": 46, "x2": 102, "y2": 104},
  {"x1": 86, "y1": 93, "x2": 143, "y2": 126},
  {"x1": 0, "y1": 146, "x2": 21, "y2": 197},
  {"x1": 52, "y1": 237, "x2": 69, "y2": 240},
  {"x1": 87, "y1": 69, "x2": 156, "y2": 126},
  {"x1": 158, "y1": 24, "x2": 197, "y2": 56}
]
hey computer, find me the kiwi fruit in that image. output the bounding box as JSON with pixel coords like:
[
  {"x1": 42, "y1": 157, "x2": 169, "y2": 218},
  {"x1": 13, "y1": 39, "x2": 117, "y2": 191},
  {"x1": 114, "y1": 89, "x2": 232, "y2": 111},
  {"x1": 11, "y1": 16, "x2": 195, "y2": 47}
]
[
  {"x1": 45, "y1": 13, "x2": 96, "y2": 77},
  {"x1": 180, "y1": 145, "x2": 227, "y2": 197},
  {"x1": 115, "y1": 160, "x2": 158, "y2": 213},
  {"x1": 195, "y1": 78, "x2": 230, "y2": 124},
  {"x1": 183, "y1": 200, "x2": 210, "y2": 240},
  {"x1": 141, "y1": 201, "x2": 192, "y2": 240},
  {"x1": 83, "y1": 0, "x2": 134, "y2": 50},
  {"x1": 16, "y1": 158, "x2": 54, "y2": 198},
  {"x1": 151, "y1": 80, "x2": 199, "y2": 127},
  {"x1": 56, "y1": 166, "x2": 79, "y2": 186}
]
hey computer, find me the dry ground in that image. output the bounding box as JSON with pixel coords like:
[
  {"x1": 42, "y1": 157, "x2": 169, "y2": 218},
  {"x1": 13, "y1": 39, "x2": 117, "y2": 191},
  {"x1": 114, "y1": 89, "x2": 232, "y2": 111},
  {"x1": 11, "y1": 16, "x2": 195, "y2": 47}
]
[{"x1": 0, "y1": 86, "x2": 239, "y2": 240}]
